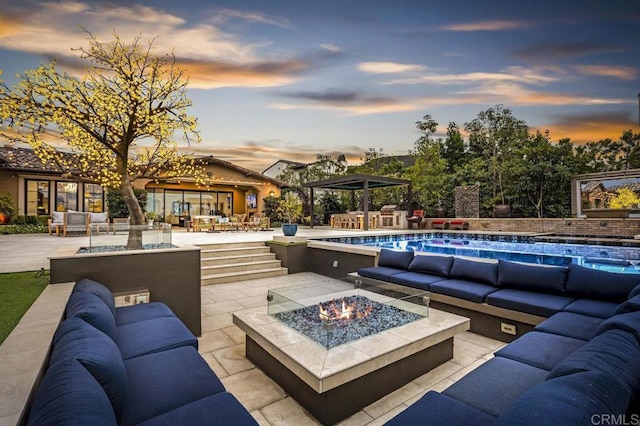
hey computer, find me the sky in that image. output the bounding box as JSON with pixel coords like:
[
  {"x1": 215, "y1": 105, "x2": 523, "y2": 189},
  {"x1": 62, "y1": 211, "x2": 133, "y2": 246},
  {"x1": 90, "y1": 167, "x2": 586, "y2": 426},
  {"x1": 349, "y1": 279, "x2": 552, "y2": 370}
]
[{"x1": 0, "y1": 0, "x2": 639, "y2": 173}]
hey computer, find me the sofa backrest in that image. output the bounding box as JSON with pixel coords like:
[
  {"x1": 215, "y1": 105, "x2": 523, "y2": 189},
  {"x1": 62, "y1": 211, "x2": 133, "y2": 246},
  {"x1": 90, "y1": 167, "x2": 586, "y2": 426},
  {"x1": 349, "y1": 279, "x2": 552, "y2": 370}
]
[
  {"x1": 565, "y1": 263, "x2": 640, "y2": 302},
  {"x1": 27, "y1": 358, "x2": 117, "y2": 426},
  {"x1": 377, "y1": 249, "x2": 414, "y2": 270},
  {"x1": 497, "y1": 260, "x2": 568, "y2": 295},
  {"x1": 73, "y1": 278, "x2": 116, "y2": 316},
  {"x1": 50, "y1": 317, "x2": 127, "y2": 416},
  {"x1": 65, "y1": 291, "x2": 117, "y2": 340},
  {"x1": 449, "y1": 258, "x2": 498, "y2": 286},
  {"x1": 408, "y1": 254, "x2": 454, "y2": 277},
  {"x1": 51, "y1": 211, "x2": 64, "y2": 224},
  {"x1": 89, "y1": 212, "x2": 109, "y2": 224}
]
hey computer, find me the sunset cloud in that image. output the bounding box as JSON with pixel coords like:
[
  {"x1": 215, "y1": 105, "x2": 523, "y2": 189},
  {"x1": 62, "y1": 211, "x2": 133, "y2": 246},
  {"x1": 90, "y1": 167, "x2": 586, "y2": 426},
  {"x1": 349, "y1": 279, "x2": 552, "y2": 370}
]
[
  {"x1": 210, "y1": 8, "x2": 292, "y2": 29},
  {"x1": 515, "y1": 41, "x2": 622, "y2": 62},
  {"x1": 438, "y1": 20, "x2": 532, "y2": 31},
  {"x1": 358, "y1": 62, "x2": 425, "y2": 74},
  {"x1": 573, "y1": 64, "x2": 637, "y2": 81},
  {"x1": 538, "y1": 111, "x2": 636, "y2": 144}
]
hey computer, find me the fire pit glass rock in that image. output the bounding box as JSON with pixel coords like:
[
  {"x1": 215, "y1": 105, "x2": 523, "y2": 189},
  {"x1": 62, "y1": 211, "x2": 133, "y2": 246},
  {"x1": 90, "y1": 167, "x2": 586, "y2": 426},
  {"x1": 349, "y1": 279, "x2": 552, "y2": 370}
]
[{"x1": 272, "y1": 294, "x2": 425, "y2": 348}]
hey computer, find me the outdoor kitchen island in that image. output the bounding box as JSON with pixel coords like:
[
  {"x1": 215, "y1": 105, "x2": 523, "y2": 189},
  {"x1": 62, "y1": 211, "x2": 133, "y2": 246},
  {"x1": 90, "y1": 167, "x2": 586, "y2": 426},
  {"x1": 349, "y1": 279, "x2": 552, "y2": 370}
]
[{"x1": 232, "y1": 277, "x2": 470, "y2": 425}]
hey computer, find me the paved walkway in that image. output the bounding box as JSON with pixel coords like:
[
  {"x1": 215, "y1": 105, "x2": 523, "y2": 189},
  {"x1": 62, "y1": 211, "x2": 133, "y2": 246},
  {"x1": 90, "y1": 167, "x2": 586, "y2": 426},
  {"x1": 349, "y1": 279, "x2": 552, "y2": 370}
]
[{"x1": 0, "y1": 226, "x2": 404, "y2": 273}]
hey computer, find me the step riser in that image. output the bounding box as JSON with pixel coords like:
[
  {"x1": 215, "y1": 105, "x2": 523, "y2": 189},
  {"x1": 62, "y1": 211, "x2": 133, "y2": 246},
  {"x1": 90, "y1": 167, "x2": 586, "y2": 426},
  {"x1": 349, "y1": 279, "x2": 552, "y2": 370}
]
[
  {"x1": 201, "y1": 254, "x2": 276, "y2": 266},
  {"x1": 202, "y1": 261, "x2": 283, "y2": 274},
  {"x1": 201, "y1": 269, "x2": 287, "y2": 285},
  {"x1": 201, "y1": 247, "x2": 271, "y2": 258},
  {"x1": 198, "y1": 241, "x2": 267, "y2": 250}
]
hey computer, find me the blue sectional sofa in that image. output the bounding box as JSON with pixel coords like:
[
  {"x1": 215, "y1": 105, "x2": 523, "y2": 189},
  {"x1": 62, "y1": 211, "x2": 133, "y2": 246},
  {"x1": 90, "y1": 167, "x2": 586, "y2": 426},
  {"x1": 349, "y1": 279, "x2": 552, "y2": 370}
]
[
  {"x1": 27, "y1": 279, "x2": 257, "y2": 426},
  {"x1": 356, "y1": 249, "x2": 640, "y2": 424}
]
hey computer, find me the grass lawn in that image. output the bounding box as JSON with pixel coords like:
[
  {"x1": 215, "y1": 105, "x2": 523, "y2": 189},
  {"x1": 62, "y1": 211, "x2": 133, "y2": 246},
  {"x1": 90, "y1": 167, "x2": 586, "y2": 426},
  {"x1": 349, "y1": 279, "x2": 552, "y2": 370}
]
[{"x1": 0, "y1": 271, "x2": 49, "y2": 345}]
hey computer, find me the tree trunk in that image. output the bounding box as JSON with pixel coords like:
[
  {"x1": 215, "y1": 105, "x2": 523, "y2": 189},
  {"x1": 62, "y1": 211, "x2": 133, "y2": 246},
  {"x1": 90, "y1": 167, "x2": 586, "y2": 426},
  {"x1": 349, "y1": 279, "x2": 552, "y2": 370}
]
[{"x1": 120, "y1": 182, "x2": 145, "y2": 250}]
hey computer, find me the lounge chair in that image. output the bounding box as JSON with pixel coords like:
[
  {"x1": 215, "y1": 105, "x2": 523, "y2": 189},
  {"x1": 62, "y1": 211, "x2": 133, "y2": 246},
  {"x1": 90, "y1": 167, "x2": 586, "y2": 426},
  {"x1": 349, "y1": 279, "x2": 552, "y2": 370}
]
[
  {"x1": 61, "y1": 211, "x2": 90, "y2": 237},
  {"x1": 112, "y1": 217, "x2": 130, "y2": 234},
  {"x1": 89, "y1": 212, "x2": 110, "y2": 234},
  {"x1": 48, "y1": 211, "x2": 65, "y2": 235},
  {"x1": 406, "y1": 209, "x2": 424, "y2": 229}
]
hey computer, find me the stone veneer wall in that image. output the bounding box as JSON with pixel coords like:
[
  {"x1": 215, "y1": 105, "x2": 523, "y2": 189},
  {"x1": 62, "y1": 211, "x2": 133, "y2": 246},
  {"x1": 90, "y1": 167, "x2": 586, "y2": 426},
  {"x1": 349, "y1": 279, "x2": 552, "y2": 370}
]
[{"x1": 425, "y1": 218, "x2": 640, "y2": 238}]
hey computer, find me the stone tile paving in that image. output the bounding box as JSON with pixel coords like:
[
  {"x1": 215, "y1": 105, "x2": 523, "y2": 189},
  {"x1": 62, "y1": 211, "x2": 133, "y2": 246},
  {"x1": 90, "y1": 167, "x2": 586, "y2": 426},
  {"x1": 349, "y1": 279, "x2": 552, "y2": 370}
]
[{"x1": 199, "y1": 272, "x2": 501, "y2": 425}]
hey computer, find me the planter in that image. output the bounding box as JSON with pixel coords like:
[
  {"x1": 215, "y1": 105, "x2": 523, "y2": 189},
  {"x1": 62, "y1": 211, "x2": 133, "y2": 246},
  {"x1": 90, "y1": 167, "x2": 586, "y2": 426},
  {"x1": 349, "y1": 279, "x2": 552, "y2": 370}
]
[
  {"x1": 493, "y1": 204, "x2": 511, "y2": 218},
  {"x1": 282, "y1": 223, "x2": 298, "y2": 236},
  {"x1": 434, "y1": 207, "x2": 446, "y2": 218},
  {"x1": 0, "y1": 211, "x2": 10, "y2": 224},
  {"x1": 583, "y1": 208, "x2": 631, "y2": 218}
]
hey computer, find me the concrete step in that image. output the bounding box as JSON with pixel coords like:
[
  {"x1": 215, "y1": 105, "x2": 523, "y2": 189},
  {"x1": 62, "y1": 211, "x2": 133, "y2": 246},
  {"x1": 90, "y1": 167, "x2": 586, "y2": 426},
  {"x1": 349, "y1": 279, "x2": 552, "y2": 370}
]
[
  {"x1": 201, "y1": 253, "x2": 276, "y2": 267},
  {"x1": 198, "y1": 241, "x2": 267, "y2": 250},
  {"x1": 201, "y1": 260, "x2": 283, "y2": 275},
  {"x1": 201, "y1": 267, "x2": 288, "y2": 285},
  {"x1": 200, "y1": 246, "x2": 272, "y2": 258}
]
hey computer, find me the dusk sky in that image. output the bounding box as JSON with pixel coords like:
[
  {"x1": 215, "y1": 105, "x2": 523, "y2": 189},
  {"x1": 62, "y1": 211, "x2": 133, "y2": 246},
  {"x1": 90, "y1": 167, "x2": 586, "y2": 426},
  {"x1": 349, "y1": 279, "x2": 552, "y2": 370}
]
[{"x1": 1, "y1": 1, "x2": 639, "y2": 173}]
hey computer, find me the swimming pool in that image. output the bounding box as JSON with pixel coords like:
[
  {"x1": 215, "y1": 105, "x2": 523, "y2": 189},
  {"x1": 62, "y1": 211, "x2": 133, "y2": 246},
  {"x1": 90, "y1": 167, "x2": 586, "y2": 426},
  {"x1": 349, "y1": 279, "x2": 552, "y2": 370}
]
[{"x1": 320, "y1": 232, "x2": 640, "y2": 274}]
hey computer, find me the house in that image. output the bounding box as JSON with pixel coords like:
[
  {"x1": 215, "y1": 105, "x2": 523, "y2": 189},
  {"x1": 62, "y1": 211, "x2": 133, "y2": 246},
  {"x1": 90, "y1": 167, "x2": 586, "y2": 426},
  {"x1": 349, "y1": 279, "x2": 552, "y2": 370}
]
[{"x1": 0, "y1": 145, "x2": 286, "y2": 224}]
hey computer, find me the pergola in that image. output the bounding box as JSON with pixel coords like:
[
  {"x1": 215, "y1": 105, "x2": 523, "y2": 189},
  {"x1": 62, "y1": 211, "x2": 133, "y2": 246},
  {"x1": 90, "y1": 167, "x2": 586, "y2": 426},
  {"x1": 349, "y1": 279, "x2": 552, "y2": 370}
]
[{"x1": 302, "y1": 174, "x2": 412, "y2": 230}]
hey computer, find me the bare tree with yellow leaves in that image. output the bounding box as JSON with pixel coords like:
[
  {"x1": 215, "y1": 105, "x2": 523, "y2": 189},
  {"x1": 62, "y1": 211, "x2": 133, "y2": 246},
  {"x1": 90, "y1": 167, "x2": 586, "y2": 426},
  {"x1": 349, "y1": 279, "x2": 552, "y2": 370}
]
[{"x1": 0, "y1": 30, "x2": 207, "y2": 249}]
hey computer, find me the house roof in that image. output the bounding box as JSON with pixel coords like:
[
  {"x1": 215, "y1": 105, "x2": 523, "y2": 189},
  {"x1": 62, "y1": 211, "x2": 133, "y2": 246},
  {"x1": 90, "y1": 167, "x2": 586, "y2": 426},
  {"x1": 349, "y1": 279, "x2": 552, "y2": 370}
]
[
  {"x1": 0, "y1": 146, "x2": 67, "y2": 174},
  {"x1": 0, "y1": 147, "x2": 288, "y2": 188},
  {"x1": 262, "y1": 159, "x2": 306, "y2": 174}
]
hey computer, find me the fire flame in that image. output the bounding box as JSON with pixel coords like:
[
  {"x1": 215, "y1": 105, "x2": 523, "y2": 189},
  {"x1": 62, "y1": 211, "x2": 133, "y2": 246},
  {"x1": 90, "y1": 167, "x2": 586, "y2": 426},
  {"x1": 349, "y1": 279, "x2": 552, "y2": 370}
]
[{"x1": 318, "y1": 298, "x2": 372, "y2": 321}]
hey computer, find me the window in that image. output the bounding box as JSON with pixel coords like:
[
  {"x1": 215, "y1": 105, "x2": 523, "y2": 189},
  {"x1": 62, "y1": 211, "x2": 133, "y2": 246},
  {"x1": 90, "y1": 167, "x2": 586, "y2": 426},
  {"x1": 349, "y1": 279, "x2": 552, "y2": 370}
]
[
  {"x1": 246, "y1": 193, "x2": 257, "y2": 209},
  {"x1": 56, "y1": 182, "x2": 78, "y2": 211},
  {"x1": 26, "y1": 180, "x2": 50, "y2": 215},
  {"x1": 84, "y1": 184, "x2": 104, "y2": 212}
]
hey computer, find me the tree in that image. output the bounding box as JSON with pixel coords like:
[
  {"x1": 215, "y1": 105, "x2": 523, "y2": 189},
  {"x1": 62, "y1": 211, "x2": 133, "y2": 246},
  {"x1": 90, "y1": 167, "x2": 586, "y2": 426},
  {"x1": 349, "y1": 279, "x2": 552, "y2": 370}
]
[
  {"x1": 0, "y1": 30, "x2": 206, "y2": 249},
  {"x1": 609, "y1": 188, "x2": 640, "y2": 209},
  {"x1": 465, "y1": 105, "x2": 529, "y2": 208},
  {"x1": 406, "y1": 115, "x2": 447, "y2": 214}
]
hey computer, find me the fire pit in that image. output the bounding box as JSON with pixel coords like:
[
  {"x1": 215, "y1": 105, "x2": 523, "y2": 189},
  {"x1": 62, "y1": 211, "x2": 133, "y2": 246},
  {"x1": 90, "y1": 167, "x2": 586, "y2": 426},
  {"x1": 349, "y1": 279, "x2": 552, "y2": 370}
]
[
  {"x1": 233, "y1": 276, "x2": 469, "y2": 425},
  {"x1": 273, "y1": 294, "x2": 423, "y2": 348}
]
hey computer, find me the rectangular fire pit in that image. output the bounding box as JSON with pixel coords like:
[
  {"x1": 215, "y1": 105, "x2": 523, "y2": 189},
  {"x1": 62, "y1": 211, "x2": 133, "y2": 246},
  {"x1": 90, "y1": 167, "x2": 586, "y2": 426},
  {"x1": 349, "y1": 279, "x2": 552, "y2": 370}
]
[{"x1": 233, "y1": 277, "x2": 469, "y2": 425}]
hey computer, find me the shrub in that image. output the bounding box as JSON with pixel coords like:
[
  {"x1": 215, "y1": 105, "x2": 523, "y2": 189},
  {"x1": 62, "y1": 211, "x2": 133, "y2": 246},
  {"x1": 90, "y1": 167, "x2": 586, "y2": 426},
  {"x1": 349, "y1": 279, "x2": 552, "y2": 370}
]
[
  {"x1": 0, "y1": 224, "x2": 47, "y2": 234},
  {"x1": 106, "y1": 188, "x2": 147, "y2": 218}
]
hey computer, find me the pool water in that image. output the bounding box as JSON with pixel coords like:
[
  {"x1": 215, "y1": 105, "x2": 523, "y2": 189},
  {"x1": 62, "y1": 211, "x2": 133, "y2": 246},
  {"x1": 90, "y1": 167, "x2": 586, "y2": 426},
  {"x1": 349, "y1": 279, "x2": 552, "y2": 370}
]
[{"x1": 321, "y1": 233, "x2": 640, "y2": 274}]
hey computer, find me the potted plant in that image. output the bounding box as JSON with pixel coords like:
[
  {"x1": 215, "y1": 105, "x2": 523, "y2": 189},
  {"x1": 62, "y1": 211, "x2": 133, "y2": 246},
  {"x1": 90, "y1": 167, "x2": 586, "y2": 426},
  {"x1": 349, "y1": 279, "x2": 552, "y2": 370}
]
[
  {"x1": 146, "y1": 211, "x2": 158, "y2": 229},
  {"x1": 277, "y1": 192, "x2": 303, "y2": 236},
  {"x1": 0, "y1": 191, "x2": 16, "y2": 224}
]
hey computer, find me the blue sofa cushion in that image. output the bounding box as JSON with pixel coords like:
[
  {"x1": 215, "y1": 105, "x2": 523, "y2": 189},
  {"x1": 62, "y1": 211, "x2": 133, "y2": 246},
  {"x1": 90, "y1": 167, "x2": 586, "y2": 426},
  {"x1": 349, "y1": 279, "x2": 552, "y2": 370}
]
[
  {"x1": 115, "y1": 302, "x2": 176, "y2": 326},
  {"x1": 27, "y1": 358, "x2": 117, "y2": 426},
  {"x1": 386, "y1": 391, "x2": 495, "y2": 426},
  {"x1": 494, "y1": 371, "x2": 630, "y2": 426},
  {"x1": 429, "y1": 279, "x2": 498, "y2": 303},
  {"x1": 408, "y1": 254, "x2": 454, "y2": 277},
  {"x1": 497, "y1": 260, "x2": 567, "y2": 295},
  {"x1": 565, "y1": 263, "x2": 640, "y2": 302},
  {"x1": 65, "y1": 291, "x2": 117, "y2": 340},
  {"x1": 629, "y1": 283, "x2": 640, "y2": 299},
  {"x1": 358, "y1": 266, "x2": 406, "y2": 282},
  {"x1": 562, "y1": 299, "x2": 618, "y2": 319},
  {"x1": 74, "y1": 278, "x2": 116, "y2": 316},
  {"x1": 377, "y1": 248, "x2": 414, "y2": 270},
  {"x1": 121, "y1": 346, "x2": 226, "y2": 425},
  {"x1": 389, "y1": 272, "x2": 447, "y2": 291},
  {"x1": 50, "y1": 318, "x2": 127, "y2": 416},
  {"x1": 534, "y1": 312, "x2": 604, "y2": 341},
  {"x1": 613, "y1": 294, "x2": 640, "y2": 316},
  {"x1": 592, "y1": 311, "x2": 640, "y2": 344},
  {"x1": 486, "y1": 289, "x2": 575, "y2": 317},
  {"x1": 137, "y1": 392, "x2": 258, "y2": 426},
  {"x1": 442, "y1": 357, "x2": 549, "y2": 417},
  {"x1": 449, "y1": 258, "x2": 498, "y2": 286},
  {"x1": 549, "y1": 329, "x2": 640, "y2": 396},
  {"x1": 494, "y1": 331, "x2": 585, "y2": 370},
  {"x1": 115, "y1": 316, "x2": 198, "y2": 360}
]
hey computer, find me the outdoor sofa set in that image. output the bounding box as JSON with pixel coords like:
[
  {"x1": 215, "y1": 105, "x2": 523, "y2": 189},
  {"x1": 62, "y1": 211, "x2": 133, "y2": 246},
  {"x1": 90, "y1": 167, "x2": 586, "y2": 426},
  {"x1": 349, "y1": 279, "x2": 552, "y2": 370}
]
[
  {"x1": 357, "y1": 249, "x2": 640, "y2": 424},
  {"x1": 27, "y1": 279, "x2": 256, "y2": 425},
  {"x1": 48, "y1": 211, "x2": 114, "y2": 236}
]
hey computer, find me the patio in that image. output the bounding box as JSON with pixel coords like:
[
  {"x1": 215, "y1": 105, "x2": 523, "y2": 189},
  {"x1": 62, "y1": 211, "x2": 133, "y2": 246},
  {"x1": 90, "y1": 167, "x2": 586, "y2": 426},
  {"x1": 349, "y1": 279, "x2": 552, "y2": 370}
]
[{"x1": 0, "y1": 227, "x2": 504, "y2": 424}]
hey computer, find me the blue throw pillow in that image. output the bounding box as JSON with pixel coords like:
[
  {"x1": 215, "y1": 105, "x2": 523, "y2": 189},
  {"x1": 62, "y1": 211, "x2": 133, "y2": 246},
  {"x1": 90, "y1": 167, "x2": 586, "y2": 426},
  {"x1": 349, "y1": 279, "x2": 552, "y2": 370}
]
[
  {"x1": 50, "y1": 317, "x2": 127, "y2": 417},
  {"x1": 449, "y1": 258, "x2": 498, "y2": 286},
  {"x1": 74, "y1": 279, "x2": 116, "y2": 316},
  {"x1": 614, "y1": 294, "x2": 640, "y2": 316},
  {"x1": 65, "y1": 291, "x2": 117, "y2": 340},
  {"x1": 408, "y1": 254, "x2": 454, "y2": 277},
  {"x1": 565, "y1": 263, "x2": 640, "y2": 302},
  {"x1": 497, "y1": 260, "x2": 567, "y2": 295},
  {"x1": 377, "y1": 249, "x2": 414, "y2": 270}
]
